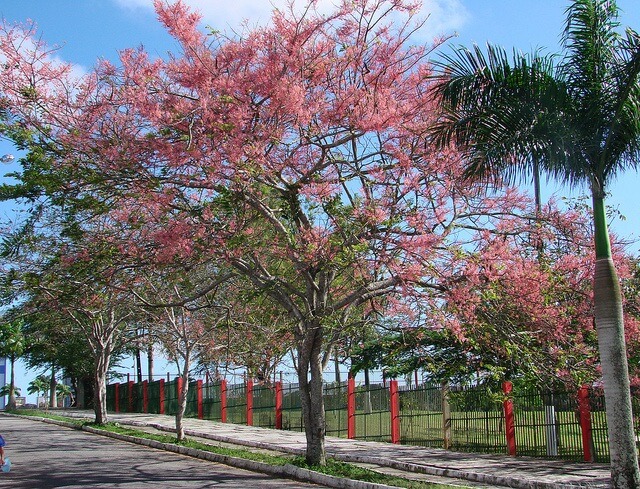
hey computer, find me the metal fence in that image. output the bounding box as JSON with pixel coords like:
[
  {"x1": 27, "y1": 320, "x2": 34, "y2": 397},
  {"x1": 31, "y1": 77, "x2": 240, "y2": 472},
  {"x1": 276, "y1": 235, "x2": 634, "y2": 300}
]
[
  {"x1": 448, "y1": 384, "x2": 506, "y2": 454},
  {"x1": 226, "y1": 382, "x2": 247, "y2": 425},
  {"x1": 398, "y1": 383, "x2": 443, "y2": 448},
  {"x1": 106, "y1": 378, "x2": 638, "y2": 463},
  {"x1": 324, "y1": 382, "x2": 348, "y2": 438},
  {"x1": 253, "y1": 383, "x2": 276, "y2": 429},
  {"x1": 202, "y1": 382, "x2": 223, "y2": 421},
  {"x1": 355, "y1": 383, "x2": 391, "y2": 442},
  {"x1": 281, "y1": 383, "x2": 304, "y2": 432}
]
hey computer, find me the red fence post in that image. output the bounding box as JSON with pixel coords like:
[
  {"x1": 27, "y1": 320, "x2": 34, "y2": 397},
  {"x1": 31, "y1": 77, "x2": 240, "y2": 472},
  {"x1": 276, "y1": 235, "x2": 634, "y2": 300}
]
[
  {"x1": 114, "y1": 383, "x2": 120, "y2": 413},
  {"x1": 159, "y1": 379, "x2": 165, "y2": 414},
  {"x1": 275, "y1": 381, "x2": 283, "y2": 430},
  {"x1": 221, "y1": 380, "x2": 228, "y2": 423},
  {"x1": 578, "y1": 385, "x2": 594, "y2": 462},
  {"x1": 390, "y1": 380, "x2": 400, "y2": 444},
  {"x1": 502, "y1": 381, "x2": 517, "y2": 456},
  {"x1": 348, "y1": 374, "x2": 356, "y2": 439},
  {"x1": 128, "y1": 381, "x2": 134, "y2": 412},
  {"x1": 246, "y1": 379, "x2": 254, "y2": 426},
  {"x1": 176, "y1": 377, "x2": 183, "y2": 415},
  {"x1": 197, "y1": 380, "x2": 204, "y2": 419},
  {"x1": 142, "y1": 380, "x2": 149, "y2": 413}
]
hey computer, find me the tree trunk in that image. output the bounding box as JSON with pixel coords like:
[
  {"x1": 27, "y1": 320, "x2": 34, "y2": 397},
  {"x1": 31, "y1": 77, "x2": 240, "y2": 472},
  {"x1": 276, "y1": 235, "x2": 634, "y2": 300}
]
[
  {"x1": 7, "y1": 354, "x2": 16, "y2": 410},
  {"x1": 93, "y1": 347, "x2": 111, "y2": 425},
  {"x1": 176, "y1": 360, "x2": 190, "y2": 441},
  {"x1": 135, "y1": 346, "x2": 143, "y2": 383},
  {"x1": 75, "y1": 378, "x2": 85, "y2": 408},
  {"x1": 49, "y1": 365, "x2": 57, "y2": 409},
  {"x1": 592, "y1": 195, "x2": 640, "y2": 489},
  {"x1": 148, "y1": 343, "x2": 154, "y2": 382},
  {"x1": 364, "y1": 368, "x2": 372, "y2": 414},
  {"x1": 297, "y1": 325, "x2": 326, "y2": 466}
]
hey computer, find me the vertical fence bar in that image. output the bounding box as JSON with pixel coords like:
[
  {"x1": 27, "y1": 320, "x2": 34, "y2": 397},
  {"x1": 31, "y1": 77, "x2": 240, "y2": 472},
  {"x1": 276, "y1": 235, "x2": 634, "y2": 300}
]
[
  {"x1": 114, "y1": 383, "x2": 120, "y2": 413},
  {"x1": 159, "y1": 379, "x2": 165, "y2": 414},
  {"x1": 221, "y1": 380, "x2": 228, "y2": 423},
  {"x1": 246, "y1": 379, "x2": 254, "y2": 426},
  {"x1": 503, "y1": 381, "x2": 517, "y2": 456},
  {"x1": 275, "y1": 381, "x2": 283, "y2": 429},
  {"x1": 390, "y1": 380, "x2": 400, "y2": 444},
  {"x1": 128, "y1": 381, "x2": 134, "y2": 412},
  {"x1": 197, "y1": 380, "x2": 204, "y2": 419},
  {"x1": 142, "y1": 380, "x2": 149, "y2": 413},
  {"x1": 442, "y1": 382, "x2": 451, "y2": 449},
  {"x1": 578, "y1": 385, "x2": 594, "y2": 462},
  {"x1": 348, "y1": 374, "x2": 356, "y2": 439}
]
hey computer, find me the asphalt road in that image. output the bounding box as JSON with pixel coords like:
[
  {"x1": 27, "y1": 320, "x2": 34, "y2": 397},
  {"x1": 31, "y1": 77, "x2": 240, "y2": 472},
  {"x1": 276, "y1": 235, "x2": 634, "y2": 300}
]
[{"x1": 0, "y1": 415, "x2": 324, "y2": 488}]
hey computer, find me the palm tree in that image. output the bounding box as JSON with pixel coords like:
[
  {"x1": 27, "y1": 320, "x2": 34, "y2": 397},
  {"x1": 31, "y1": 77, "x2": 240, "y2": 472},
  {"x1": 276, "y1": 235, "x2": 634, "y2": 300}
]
[
  {"x1": 0, "y1": 384, "x2": 21, "y2": 400},
  {"x1": 56, "y1": 383, "x2": 74, "y2": 407},
  {"x1": 28, "y1": 375, "x2": 50, "y2": 408},
  {"x1": 430, "y1": 1, "x2": 640, "y2": 487},
  {"x1": 0, "y1": 318, "x2": 26, "y2": 410}
]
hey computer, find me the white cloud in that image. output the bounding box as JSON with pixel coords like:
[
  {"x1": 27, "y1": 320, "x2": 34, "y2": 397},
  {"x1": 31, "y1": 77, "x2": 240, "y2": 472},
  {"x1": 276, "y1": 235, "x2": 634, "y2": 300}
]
[
  {"x1": 112, "y1": 0, "x2": 468, "y2": 39},
  {"x1": 422, "y1": 0, "x2": 469, "y2": 38}
]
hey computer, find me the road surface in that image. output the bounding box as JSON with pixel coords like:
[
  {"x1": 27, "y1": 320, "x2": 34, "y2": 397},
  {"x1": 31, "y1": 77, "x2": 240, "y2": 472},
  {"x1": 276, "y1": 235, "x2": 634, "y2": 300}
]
[{"x1": 0, "y1": 415, "x2": 324, "y2": 488}]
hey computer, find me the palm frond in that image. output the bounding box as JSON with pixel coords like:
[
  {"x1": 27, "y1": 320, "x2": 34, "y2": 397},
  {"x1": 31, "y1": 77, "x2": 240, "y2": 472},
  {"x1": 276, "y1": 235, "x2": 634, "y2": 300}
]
[
  {"x1": 561, "y1": 0, "x2": 621, "y2": 130},
  {"x1": 430, "y1": 43, "x2": 578, "y2": 186},
  {"x1": 599, "y1": 27, "x2": 640, "y2": 182}
]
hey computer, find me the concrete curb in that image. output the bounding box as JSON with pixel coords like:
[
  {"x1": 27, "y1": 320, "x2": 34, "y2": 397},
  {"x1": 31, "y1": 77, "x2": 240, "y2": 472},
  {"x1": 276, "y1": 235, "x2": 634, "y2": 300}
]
[{"x1": 3, "y1": 413, "x2": 400, "y2": 489}]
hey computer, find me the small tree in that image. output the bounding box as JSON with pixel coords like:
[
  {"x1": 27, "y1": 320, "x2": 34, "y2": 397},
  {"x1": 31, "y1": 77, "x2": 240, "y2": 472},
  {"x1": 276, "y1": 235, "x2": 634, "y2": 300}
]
[{"x1": 136, "y1": 264, "x2": 231, "y2": 441}]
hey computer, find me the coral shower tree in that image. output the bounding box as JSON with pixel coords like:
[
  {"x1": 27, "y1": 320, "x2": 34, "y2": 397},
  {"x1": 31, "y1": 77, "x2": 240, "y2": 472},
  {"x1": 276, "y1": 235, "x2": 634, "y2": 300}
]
[{"x1": 1, "y1": 0, "x2": 627, "y2": 464}]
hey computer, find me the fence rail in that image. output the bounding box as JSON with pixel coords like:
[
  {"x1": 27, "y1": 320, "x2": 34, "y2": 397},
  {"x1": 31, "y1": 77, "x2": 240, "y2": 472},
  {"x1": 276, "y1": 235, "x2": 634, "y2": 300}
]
[{"x1": 105, "y1": 377, "x2": 638, "y2": 463}]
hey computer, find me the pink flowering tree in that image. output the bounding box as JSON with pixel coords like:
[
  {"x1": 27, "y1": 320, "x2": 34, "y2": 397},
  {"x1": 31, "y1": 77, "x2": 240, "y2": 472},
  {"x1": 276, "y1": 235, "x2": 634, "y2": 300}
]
[
  {"x1": 0, "y1": 1, "x2": 567, "y2": 463},
  {"x1": 110, "y1": 1, "x2": 555, "y2": 463},
  {"x1": 443, "y1": 201, "x2": 640, "y2": 387}
]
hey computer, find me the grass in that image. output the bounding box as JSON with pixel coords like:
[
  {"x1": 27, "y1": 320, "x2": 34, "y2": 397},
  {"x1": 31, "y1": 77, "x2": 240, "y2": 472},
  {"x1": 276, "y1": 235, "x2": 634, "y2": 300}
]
[
  {"x1": 9, "y1": 408, "x2": 85, "y2": 426},
  {"x1": 9, "y1": 409, "x2": 472, "y2": 489}
]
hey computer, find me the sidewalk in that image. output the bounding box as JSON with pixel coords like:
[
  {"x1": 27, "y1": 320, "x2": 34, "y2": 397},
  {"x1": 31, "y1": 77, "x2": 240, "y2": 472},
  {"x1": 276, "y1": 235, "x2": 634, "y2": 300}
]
[{"x1": 56, "y1": 410, "x2": 611, "y2": 489}]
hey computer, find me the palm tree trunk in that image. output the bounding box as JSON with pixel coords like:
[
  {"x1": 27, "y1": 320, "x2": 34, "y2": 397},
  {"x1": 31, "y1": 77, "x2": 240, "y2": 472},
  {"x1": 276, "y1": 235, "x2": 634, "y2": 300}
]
[
  {"x1": 7, "y1": 354, "x2": 16, "y2": 410},
  {"x1": 592, "y1": 195, "x2": 640, "y2": 489},
  {"x1": 533, "y1": 159, "x2": 542, "y2": 214}
]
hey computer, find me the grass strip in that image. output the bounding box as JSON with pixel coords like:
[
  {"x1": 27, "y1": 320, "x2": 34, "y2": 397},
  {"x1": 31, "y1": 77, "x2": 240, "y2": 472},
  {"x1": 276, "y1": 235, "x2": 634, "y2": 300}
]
[
  {"x1": 8, "y1": 409, "x2": 85, "y2": 426},
  {"x1": 10, "y1": 410, "x2": 471, "y2": 489}
]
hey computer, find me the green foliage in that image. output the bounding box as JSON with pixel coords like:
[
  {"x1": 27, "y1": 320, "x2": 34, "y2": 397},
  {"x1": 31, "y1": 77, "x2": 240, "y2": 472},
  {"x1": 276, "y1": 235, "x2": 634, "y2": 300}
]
[
  {"x1": 0, "y1": 384, "x2": 21, "y2": 397},
  {"x1": 0, "y1": 316, "x2": 26, "y2": 359},
  {"x1": 351, "y1": 327, "x2": 511, "y2": 386},
  {"x1": 27, "y1": 375, "x2": 49, "y2": 398}
]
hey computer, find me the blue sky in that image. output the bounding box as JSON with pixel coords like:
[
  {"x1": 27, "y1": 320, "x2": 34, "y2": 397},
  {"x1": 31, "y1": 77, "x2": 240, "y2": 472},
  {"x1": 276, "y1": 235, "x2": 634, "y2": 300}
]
[{"x1": 1, "y1": 0, "x2": 639, "y2": 401}]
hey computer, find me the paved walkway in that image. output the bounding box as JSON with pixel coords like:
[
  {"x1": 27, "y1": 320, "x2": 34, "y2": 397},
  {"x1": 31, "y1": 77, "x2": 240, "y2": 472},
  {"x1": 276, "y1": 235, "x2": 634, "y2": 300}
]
[{"x1": 55, "y1": 410, "x2": 611, "y2": 489}]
